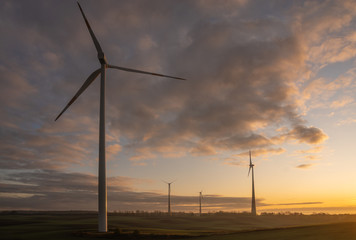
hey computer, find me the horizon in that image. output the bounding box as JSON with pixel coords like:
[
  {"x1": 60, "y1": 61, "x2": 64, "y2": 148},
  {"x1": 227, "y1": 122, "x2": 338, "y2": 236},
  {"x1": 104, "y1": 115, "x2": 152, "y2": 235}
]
[
  {"x1": 3, "y1": 208, "x2": 356, "y2": 216},
  {"x1": 1, "y1": 0, "x2": 356, "y2": 216}
]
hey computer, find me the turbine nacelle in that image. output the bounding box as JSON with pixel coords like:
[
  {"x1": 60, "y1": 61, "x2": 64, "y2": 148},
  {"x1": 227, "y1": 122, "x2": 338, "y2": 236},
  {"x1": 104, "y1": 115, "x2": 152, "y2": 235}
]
[
  {"x1": 163, "y1": 180, "x2": 176, "y2": 186},
  {"x1": 98, "y1": 52, "x2": 108, "y2": 65}
]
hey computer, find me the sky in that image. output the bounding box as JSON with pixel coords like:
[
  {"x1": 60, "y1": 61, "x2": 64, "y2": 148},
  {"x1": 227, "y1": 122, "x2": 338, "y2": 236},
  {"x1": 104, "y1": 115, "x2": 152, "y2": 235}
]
[{"x1": 1, "y1": 0, "x2": 356, "y2": 214}]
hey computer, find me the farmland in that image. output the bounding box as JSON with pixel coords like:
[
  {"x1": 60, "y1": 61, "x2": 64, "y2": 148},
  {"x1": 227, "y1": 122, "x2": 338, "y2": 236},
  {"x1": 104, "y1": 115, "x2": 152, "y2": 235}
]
[{"x1": 1, "y1": 211, "x2": 356, "y2": 240}]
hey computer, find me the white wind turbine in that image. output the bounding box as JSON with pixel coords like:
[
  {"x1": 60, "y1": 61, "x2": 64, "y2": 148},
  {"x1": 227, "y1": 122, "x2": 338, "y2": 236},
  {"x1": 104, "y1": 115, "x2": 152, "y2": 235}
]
[
  {"x1": 163, "y1": 180, "x2": 175, "y2": 216},
  {"x1": 199, "y1": 190, "x2": 203, "y2": 216},
  {"x1": 248, "y1": 150, "x2": 257, "y2": 216},
  {"x1": 55, "y1": 2, "x2": 185, "y2": 232}
]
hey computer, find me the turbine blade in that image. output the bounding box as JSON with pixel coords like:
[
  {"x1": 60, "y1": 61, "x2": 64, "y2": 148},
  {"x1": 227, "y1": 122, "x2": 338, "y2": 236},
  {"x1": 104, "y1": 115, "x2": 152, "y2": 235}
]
[
  {"x1": 249, "y1": 150, "x2": 252, "y2": 165},
  {"x1": 248, "y1": 166, "x2": 251, "y2": 176},
  {"x1": 77, "y1": 2, "x2": 104, "y2": 55},
  {"x1": 108, "y1": 64, "x2": 186, "y2": 80},
  {"x1": 55, "y1": 68, "x2": 101, "y2": 121}
]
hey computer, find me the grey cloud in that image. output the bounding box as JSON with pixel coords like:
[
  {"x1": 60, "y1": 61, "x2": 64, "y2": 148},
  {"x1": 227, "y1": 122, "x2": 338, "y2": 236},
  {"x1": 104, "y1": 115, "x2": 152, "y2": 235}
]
[
  {"x1": 0, "y1": 167, "x2": 321, "y2": 211},
  {"x1": 0, "y1": 0, "x2": 330, "y2": 166},
  {"x1": 296, "y1": 163, "x2": 315, "y2": 169},
  {"x1": 0, "y1": 169, "x2": 261, "y2": 211},
  {"x1": 216, "y1": 134, "x2": 273, "y2": 151},
  {"x1": 0, "y1": 120, "x2": 98, "y2": 170},
  {"x1": 289, "y1": 125, "x2": 328, "y2": 145}
]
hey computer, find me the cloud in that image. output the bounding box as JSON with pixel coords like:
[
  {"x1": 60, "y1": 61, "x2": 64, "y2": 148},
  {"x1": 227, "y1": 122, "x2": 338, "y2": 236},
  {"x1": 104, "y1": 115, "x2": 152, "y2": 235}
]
[
  {"x1": 224, "y1": 147, "x2": 285, "y2": 166},
  {"x1": 296, "y1": 163, "x2": 315, "y2": 169},
  {"x1": 0, "y1": 0, "x2": 333, "y2": 169},
  {"x1": 0, "y1": 116, "x2": 99, "y2": 170},
  {"x1": 107, "y1": 143, "x2": 122, "y2": 160},
  {"x1": 301, "y1": 73, "x2": 356, "y2": 111},
  {"x1": 0, "y1": 170, "x2": 145, "y2": 210},
  {"x1": 265, "y1": 201, "x2": 323, "y2": 206},
  {"x1": 294, "y1": 0, "x2": 356, "y2": 48},
  {"x1": 0, "y1": 169, "x2": 263, "y2": 212},
  {"x1": 288, "y1": 125, "x2": 328, "y2": 145},
  {"x1": 337, "y1": 118, "x2": 356, "y2": 126},
  {"x1": 304, "y1": 155, "x2": 320, "y2": 161},
  {"x1": 330, "y1": 97, "x2": 354, "y2": 109},
  {"x1": 0, "y1": 170, "x2": 324, "y2": 212},
  {"x1": 223, "y1": 158, "x2": 245, "y2": 166},
  {"x1": 295, "y1": 146, "x2": 323, "y2": 154},
  {"x1": 234, "y1": 148, "x2": 285, "y2": 158},
  {"x1": 191, "y1": 143, "x2": 217, "y2": 156},
  {"x1": 138, "y1": 35, "x2": 157, "y2": 51},
  {"x1": 1, "y1": 168, "x2": 323, "y2": 212}
]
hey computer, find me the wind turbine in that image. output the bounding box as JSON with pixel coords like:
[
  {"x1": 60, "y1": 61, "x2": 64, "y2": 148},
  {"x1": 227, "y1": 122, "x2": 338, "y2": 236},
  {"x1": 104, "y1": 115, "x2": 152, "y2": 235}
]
[
  {"x1": 199, "y1": 190, "x2": 203, "y2": 216},
  {"x1": 163, "y1": 180, "x2": 175, "y2": 216},
  {"x1": 248, "y1": 150, "x2": 257, "y2": 216},
  {"x1": 55, "y1": 2, "x2": 185, "y2": 232}
]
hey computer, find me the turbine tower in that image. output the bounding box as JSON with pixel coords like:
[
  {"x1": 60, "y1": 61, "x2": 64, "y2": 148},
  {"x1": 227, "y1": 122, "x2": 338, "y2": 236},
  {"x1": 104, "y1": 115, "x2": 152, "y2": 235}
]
[
  {"x1": 248, "y1": 150, "x2": 257, "y2": 216},
  {"x1": 199, "y1": 191, "x2": 203, "y2": 216},
  {"x1": 55, "y1": 2, "x2": 185, "y2": 232},
  {"x1": 164, "y1": 181, "x2": 175, "y2": 216}
]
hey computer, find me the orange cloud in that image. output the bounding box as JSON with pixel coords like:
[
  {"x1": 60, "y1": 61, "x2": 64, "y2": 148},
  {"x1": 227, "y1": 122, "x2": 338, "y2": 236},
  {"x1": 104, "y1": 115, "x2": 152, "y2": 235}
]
[
  {"x1": 289, "y1": 125, "x2": 328, "y2": 145},
  {"x1": 223, "y1": 158, "x2": 245, "y2": 166},
  {"x1": 233, "y1": 147, "x2": 285, "y2": 158},
  {"x1": 304, "y1": 155, "x2": 320, "y2": 161},
  {"x1": 295, "y1": 146, "x2": 323, "y2": 154},
  {"x1": 337, "y1": 118, "x2": 356, "y2": 126},
  {"x1": 330, "y1": 97, "x2": 354, "y2": 108},
  {"x1": 107, "y1": 143, "x2": 122, "y2": 160},
  {"x1": 190, "y1": 143, "x2": 217, "y2": 156}
]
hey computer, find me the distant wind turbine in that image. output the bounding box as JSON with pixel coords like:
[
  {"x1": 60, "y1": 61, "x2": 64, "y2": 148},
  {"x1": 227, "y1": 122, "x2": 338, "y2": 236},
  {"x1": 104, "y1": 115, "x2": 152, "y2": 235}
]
[
  {"x1": 199, "y1": 190, "x2": 203, "y2": 216},
  {"x1": 248, "y1": 150, "x2": 257, "y2": 216},
  {"x1": 163, "y1": 180, "x2": 175, "y2": 216},
  {"x1": 55, "y1": 2, "x2": 185, "y2": 232}
]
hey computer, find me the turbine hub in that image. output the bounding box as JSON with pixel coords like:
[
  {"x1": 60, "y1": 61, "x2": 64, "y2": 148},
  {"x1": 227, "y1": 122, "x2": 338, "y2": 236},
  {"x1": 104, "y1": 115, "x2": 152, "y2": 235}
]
[{"x1": 98, "y1": 52, "x2": 108, "y2": 65}]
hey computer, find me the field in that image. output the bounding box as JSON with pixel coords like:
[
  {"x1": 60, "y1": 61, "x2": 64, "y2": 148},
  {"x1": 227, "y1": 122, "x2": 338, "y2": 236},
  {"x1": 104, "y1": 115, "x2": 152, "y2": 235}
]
[{"x1": 1, "y1": 212, "x2": 356, "y2": 240}]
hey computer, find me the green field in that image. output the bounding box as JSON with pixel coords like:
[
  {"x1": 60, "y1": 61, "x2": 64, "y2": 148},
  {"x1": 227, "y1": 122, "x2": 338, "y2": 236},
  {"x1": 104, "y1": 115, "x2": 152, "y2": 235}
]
[{"x1": 1, "y1": 212, "x2": 356, "y2": 240}]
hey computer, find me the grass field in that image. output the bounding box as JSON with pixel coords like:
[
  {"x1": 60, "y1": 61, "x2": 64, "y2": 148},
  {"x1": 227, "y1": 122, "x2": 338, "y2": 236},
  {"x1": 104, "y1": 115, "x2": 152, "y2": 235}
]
[{"x1": 1, "y1": 212, "x2": 356, "y2": 240}]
